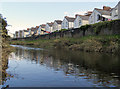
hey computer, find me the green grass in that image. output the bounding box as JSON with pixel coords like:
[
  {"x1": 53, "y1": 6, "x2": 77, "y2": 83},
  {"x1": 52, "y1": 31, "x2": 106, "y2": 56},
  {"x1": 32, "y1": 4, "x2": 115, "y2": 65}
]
[{"x1": 10, "y1": 35, "x2": 120, "y2": 53}]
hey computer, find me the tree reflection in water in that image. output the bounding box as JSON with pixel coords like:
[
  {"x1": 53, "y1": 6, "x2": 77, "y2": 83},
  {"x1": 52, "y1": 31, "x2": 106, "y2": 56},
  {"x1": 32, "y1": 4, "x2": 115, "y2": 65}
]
[{"x1": 5, "y1": 46, "x2": 120, "y2": 87}]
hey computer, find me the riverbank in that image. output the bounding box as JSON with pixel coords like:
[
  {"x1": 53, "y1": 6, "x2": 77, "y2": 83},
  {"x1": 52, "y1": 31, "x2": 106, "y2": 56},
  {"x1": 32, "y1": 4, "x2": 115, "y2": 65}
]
[
  {"x1": 1, "y1": 38, "x2": 15, "y2": 85},
  {"x1": 10, "y1": 35, "x2": 120, "y2": 53}
]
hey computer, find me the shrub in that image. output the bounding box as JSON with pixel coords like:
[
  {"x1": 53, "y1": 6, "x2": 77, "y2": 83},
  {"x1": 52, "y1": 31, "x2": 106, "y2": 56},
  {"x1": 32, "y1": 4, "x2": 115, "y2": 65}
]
[
  {"x1": 60, "y1": 29, "x2": 68, "y2": 32},
  {"x1": 80, "y1": 24, "x2": 91, "y2": 31}
]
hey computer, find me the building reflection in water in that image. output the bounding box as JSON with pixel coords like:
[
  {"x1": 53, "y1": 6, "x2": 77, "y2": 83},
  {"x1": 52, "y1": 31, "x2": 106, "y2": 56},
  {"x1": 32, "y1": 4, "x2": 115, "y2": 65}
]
[{"x1": 8, "y1": 47, "x2": 120, "y2": 87}]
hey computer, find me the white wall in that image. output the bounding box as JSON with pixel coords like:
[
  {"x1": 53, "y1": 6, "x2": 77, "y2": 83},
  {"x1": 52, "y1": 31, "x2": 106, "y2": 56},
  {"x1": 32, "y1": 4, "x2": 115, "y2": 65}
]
[
  {"x1": 45, "y1": 24, "x2": 53, "y2": 33},
  {"x1": 74, "y1": 16, "x2": 82, "y2": 28},
  {"x1": 53, "y1": 22, "x2": 58, "y2": 32},
  {"x1": 68, "y1": 22, "x2": 74, "y2": 29},
  {"x1": 62, "y1": 18, "x2": 69, "y2": 29},
  {"x1": 82, "y1": 20, "x2": 89, "y2": 25},
  {"x1": 74, "y1": 16, "x2": 89, "y2": 28},
  {"x1": 45, "y1": 24, "x2": 50, "y2": 32},
  {"x1": 53, "y1": 21, "x2": 62, "y2": 32},
  {"x1": 111, "y1": 2, "x2": 120, "y2": 20},
  {"x1": 58, "y1": 24, "x2": 61, "y2": 30},
  {"x1": 24, "y1": 31, "x2": 29, "y2": 37},
  {"x1": 89, "y1": 9, "x2": 101, "y2": 24},
  {"x1": 38, "y1": 26, "x2": 41, "y2": 35}
]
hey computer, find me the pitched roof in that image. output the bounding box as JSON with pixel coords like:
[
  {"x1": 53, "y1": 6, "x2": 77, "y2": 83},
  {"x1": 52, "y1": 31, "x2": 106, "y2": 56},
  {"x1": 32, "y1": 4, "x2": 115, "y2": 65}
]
[
  {"x1": 40, "y1": 24, "x2": 46, "y2": 28},
  {"x1": 95, "y1": 8, "x2": 111, "y2": 15},
  {"x1": 19, "y1": 30, "x2": 23, "y2": 32},
  {"x1": 65, "y1": 16, "x2": 75, "y2": 22},
  {"x1": 15, "y1": 31, "x2": 18, "y2": 33},
  {"x1": 55, "y1": 20, "x2": 62, "y2": 24},
  {"x1": 84, "y1": 11, "x2": 93, "y2": 16},
  {"x1": 111, "y1": 1, "x2": 120, "y2": 11},
  {"x1": 36, "y1": 26, "x2": 39, "y2": 29},
  {"x1": 47, "y1": 22, "x2": 54, "y2": 27},
  {"x1": 75, "y1": 14, "x2": 89, "y2": 20},
  {"x1": 24, "y1": 30, "x2": 29, "y2": 32},
  {"x1": 80, "y1": 15, "x2": 89, "y2": 20},
  {"x1": 31, "y1": 27, "x2": 36, "y2": 31},
  {"x1": 103, "y1": 6, "x2": 111, "y2": 11}
]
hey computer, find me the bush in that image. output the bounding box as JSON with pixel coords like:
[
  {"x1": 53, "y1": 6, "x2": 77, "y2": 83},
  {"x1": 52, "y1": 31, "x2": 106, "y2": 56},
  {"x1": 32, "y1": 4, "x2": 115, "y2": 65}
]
[
  {"x1": 60, "y1": 29, "x2": 68, "y2": 32},
  {"x1": 80, "y1": 24, "x2": 91, "y2": 31}
]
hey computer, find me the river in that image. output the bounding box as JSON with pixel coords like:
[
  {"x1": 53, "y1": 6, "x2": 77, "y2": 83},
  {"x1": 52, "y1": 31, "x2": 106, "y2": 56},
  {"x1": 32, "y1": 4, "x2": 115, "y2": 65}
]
[{"x1": 1, "y1": 45, "x2": 120, "y2": 87}]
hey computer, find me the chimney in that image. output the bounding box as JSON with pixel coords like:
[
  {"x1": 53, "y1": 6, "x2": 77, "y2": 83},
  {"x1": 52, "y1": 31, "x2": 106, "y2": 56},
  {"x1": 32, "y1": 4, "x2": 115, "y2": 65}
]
[
  {"x1": 103, "y1": 6, "x2": 111, "y2": 11},
  {"x1": 75, "y1": 14, "x2": 79, "y2": 18},
  {"x1": 27, "y1": 28, "x2": 29, "y2": 30}
]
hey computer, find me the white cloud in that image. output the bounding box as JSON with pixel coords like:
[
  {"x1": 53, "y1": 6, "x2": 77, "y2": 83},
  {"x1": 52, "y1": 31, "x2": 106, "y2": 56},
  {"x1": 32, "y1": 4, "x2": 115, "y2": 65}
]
[
  {"x1": 64, "y1": 12, "x2": 69, "y2": 16},
  {"x1": 74, "y1": 11, "x2": 87, "y2": 15}
]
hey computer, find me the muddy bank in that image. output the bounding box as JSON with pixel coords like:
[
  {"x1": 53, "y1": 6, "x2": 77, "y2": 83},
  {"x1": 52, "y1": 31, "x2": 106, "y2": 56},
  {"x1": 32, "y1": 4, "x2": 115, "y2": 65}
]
[{"x1": 10, "y1": 35, "x2": 120, "y2": 54}]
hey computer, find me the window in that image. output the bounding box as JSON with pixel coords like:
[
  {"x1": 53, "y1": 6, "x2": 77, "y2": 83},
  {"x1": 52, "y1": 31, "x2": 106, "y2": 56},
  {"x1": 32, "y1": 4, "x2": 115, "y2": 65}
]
[
  {"x1": 66, "y1": 22, "x2": 68, "y2": 27},
  {"x1": 114, "y1": 9, "x2": 118, "y2": 17},
  {"x1": 79, "y1": 20, "x2": 81, "y2": 25},
  {"x1": 97, "y1": 14, "x2": 101, "y2": 21}
]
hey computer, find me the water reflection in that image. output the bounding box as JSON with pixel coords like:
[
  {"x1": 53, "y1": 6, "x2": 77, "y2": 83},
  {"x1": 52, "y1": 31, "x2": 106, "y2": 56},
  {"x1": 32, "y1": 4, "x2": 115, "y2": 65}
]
[
  {"x1": 4, "y1": 45, "x2": 120, "y2": 87},
  {"x1": 1, "y1": 49, "x2": 12, "y2": 86}
]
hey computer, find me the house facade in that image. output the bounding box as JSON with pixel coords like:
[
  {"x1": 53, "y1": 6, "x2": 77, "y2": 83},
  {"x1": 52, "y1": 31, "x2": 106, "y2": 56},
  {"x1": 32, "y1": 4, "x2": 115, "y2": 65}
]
[
  {"x1": 111, "y1": 1, "x2": 120, "y2": 20},
  {"x1": 34, "y1": 26, "x2": 39, "y2": 36},
  {"x1": 27, "y1": 28, "x2": 31, "y2": 37},
  {"x1": 18, "y1": 30, "x2": 24, "y2": 38},
  {"x1": 89, "y1": 6, "x2": 111, "y2": 24},
  {"x1": 62, "y1": 16, "x2": 75, "y2": 29},
  {"x1": 52, "y1": 20, "x2": 62, "y2": 32},
  {"x1": 74, "y1": 14, "x2": 89, "y2": 28},
  {"x1": 28, "y1": 27, "x2": 35, "y2": 36},
  {"x1": 38, "y1": 24, "x2": 46, "y2": 35},
  {"x1": 23, "y1": 30, "x2": 29, "y2": 37},
  {"x1": 31, "y1": 27, "x2": 36, "y2": 36},
  {"x1": 45, "y1": 22, "x2": 54, "y2": 33},
  {"x1": 15, "y1": 31, "x2": 19, "y2": 38}
]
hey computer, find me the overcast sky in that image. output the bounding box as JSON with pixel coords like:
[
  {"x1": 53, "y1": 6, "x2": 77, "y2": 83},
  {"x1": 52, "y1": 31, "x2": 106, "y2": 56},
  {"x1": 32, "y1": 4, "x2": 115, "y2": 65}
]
[{"x1": 0, "y1": 1, "x2": 119, "y2": 34}]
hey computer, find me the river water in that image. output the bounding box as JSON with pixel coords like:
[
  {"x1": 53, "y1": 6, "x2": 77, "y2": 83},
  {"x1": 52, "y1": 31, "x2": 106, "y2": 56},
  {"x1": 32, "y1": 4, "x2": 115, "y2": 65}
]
[{"x1": 2, "y1": 45, "x2": 120, "y2": 87}]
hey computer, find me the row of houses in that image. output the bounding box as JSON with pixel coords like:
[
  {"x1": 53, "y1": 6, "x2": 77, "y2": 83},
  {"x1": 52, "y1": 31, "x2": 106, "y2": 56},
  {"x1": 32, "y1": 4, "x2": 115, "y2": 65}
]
[{"x1": 14, "y1": 1, "x2": 120, "y2": 38}]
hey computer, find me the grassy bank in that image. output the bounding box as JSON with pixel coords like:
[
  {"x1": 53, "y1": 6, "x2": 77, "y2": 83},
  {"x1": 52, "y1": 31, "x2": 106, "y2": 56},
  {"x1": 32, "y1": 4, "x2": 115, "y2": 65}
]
[{"x1": 10, "y1": 35, "x2": 120, "y2": 53}]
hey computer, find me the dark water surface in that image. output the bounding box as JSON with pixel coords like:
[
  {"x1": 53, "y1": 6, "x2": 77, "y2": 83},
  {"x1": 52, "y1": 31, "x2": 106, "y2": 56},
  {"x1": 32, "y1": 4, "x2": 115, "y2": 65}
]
[{"x1": 2, "y1": 45, "x2": 120, "y2": 87}]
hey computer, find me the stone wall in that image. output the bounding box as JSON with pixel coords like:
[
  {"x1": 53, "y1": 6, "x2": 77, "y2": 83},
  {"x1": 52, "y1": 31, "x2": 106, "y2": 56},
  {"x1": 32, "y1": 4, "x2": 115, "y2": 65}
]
[{"x1": 12, "y1": 20, "x2": 120, "y2": 41}]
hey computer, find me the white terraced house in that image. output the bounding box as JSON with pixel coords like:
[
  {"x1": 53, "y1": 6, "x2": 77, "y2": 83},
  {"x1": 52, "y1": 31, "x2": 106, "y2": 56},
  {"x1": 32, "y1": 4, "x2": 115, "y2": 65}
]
[
  {"x1": 74, "y1": 14, "x2": 89, "y2": 28},
  {"x1": 23, "y1": 30, "x2": 29, "y2": 37},
  {"x1": 15, "y1": 31, "x2": 19, "y2": 38},
  {"x1": 18, "y1": 30, "x2": 24, "y2": 38},
  {"x1": 45, "y1": 22, "x2": 54, "y2": 33},
  {"x1": 52, "y1": 20, "x2": 62, "y2": 32},
  {"x1": 62, "y1": 16, "x2": 75, "y2": 29},
  {"x1": 110, "y1": 1, "x2": 120, "y2": 20},
  {"x1": 89, "y1": 6, "x2": 111, "y2": 24},
  {"x1": 34, "y1": 26, "x2": 39, "y2": 36},
  {"x1": 38, "y1": 24, "x2": 46, "y2": 35}
]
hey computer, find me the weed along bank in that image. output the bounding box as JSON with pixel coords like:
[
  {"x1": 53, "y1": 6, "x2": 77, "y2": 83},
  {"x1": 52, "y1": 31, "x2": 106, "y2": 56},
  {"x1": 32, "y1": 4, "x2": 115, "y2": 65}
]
[{"x1": 11, "y1": 19, "x2": 120, "y2": 53}]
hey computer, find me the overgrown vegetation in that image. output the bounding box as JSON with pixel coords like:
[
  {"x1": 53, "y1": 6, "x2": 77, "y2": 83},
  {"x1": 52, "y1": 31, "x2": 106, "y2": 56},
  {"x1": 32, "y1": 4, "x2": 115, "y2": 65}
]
[
  {"x1": 10, "y1": 35, "x2": 120, "y2": 53},
  {"x1": 54, "y1": 29, "x2": 68, "y2": 33},
  {"x1": 79, "y1": 19, "x2": 120, "y2": 35}
]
